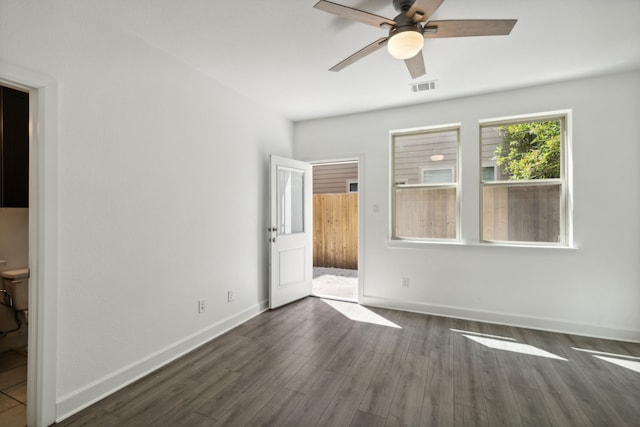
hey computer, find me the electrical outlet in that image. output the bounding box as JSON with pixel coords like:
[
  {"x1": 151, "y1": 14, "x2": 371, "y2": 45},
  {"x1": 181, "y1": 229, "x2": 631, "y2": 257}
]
[
  {"x1": 228, "y1": 290, "x2": 234, "y2": 302},
  {"x1": 198, "y1": 299, "x2": 206, "y2": 314},
  {"x1": 402, "y1": 277, "x2": 410, "y2": 289}
]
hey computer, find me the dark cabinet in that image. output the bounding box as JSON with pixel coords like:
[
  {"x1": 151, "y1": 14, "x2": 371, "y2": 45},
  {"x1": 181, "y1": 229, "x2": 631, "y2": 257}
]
[{"x1": 0, "y1": 85, "x2": 29, "y2": 207}]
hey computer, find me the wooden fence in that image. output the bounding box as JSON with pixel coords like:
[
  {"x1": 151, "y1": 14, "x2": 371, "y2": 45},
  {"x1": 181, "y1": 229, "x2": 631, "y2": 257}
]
[
  {"x1": 393, "y1": 184, "x2": 560, "y2": 243},
  {"x1": 313, "y1": 185, "x2": 558, "y2": 267},
  {"x1": 313, "y1": 193, "x2": 358, "y2": 269},
  {"x1": 483, "y1": 184, "x2": 561, "y2": 243},
  {"x1": 394, "y1": 187, "x2": 457, "y2": 239}
]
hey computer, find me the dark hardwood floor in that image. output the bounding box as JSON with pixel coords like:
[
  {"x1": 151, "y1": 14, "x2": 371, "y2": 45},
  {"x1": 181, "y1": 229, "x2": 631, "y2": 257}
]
[{"x1": 56, "y1": 297, "x2": 640, "y2": 426}]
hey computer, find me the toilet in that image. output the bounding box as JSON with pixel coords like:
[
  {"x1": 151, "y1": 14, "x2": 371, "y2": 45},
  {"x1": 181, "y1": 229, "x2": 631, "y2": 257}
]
[{"x1": 1, "y1": 268, "x2": 29, "y2": 311}]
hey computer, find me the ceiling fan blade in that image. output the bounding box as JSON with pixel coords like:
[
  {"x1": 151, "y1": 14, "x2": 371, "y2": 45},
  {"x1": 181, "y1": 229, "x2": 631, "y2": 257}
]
[
  {"x1": 314, "y1": 0, "x2": 396, "y2": 29},
  {"x1": 329, "y1": 37, "x2": 388, "y2": 72},
  {"x1": 404, "y1": 51, "x2": 426, "y2": 79},
  {"x1": 406, "y1": 0, "x2": 444, "y2": 23},
  {"x1": 423, "y1": 19, "x2": 517, "y2": 38}
]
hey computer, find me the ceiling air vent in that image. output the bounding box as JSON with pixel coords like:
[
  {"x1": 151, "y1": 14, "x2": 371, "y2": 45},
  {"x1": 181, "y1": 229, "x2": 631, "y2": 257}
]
[{"x1": 410, "y1": 80, "x2": 437, "y2": 93}]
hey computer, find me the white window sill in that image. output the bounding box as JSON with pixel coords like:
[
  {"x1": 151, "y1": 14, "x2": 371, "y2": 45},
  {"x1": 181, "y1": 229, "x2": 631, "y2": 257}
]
[{"x1": 387, "y1": 239, "x2": 578, "y2": 251}]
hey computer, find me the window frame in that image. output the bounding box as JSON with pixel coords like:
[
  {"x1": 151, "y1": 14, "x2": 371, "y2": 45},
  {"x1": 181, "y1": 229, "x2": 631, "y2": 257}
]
[
  {"x1": 481, "y1": 165, "x2": 496, "y2": 182},
  {"x1": 421, "y1": 166, "x2": 455, "y2": 185},
  {"x1": 479, "y1": 111, "x2": 571, "y2": 247},
  {"x1": 390, "y1": 123, "x2": 461, "y2": 242}
]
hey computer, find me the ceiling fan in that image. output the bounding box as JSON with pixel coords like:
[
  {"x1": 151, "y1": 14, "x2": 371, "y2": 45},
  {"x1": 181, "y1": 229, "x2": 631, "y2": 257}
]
[{"x1": 314, "y1": 0, "x2": 517, "y2": 79}]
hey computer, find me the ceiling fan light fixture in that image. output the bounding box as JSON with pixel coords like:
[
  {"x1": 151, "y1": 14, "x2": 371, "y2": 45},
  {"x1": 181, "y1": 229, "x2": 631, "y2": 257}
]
[{"x1": 387, "y1": 27, "x2": 424, "y2": 60}]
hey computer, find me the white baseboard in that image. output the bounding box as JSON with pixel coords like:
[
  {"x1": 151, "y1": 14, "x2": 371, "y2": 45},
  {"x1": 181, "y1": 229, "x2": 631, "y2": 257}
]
[
  {"x1": 361, "y1": 295, "x2": 640, "y2": 343},
  {"x1": 55, "y1": 299, "x2": 270, "y2": 422}
]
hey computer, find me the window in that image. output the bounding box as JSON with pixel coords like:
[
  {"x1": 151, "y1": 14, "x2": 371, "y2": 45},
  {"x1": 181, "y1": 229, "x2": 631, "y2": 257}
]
[
  {"x1": 422, "y1": 167, "x2": 454, "y2": 184},
  {"x1": 277, "y1": 166, "x2": 305, "y2": 235},
  {"x1": 480, "y1": 113, "x2": 569, "y2": 245},
  {"x1": 391, "y1": 125, "x2": 460, "y2": 240},
  {"x1": 482, "y1": 166, "x2": 496, "y2": 182},
  {"x1": 347, "y1": 181, "x2": 358, "y2": 193}
]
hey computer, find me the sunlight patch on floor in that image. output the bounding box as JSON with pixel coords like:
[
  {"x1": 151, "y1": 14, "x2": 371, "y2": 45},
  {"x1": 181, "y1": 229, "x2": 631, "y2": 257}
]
[
  {"x1": 455, "y1": 331, "x2": 567, "y2": 361},
  {"x1": 572, "y1": 347, "x2": 640, "y2": 360},
  {"x1": 449, "y1": 328, "x2": 517, "y2": 341},
  {"x1": 594, "y1": 356, "x2": 640, "y2": 374},
  {"x1": 321, "y1": 299, "x2": 401, "y2": 329},
  {"x1": 573, "y1": 347, "x2": 640, "y2": 374},
  {"x1": 313, "y1": 267, "x2": 357, "y2": 301},
  {"x1": 463, "y1": 334, "x2": 568, "y2": 360}
]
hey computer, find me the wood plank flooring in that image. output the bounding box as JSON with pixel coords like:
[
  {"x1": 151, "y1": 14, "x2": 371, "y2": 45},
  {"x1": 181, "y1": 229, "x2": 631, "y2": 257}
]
[{"x1": 56, "y1": 297, "x2": 640, "y2": 426}]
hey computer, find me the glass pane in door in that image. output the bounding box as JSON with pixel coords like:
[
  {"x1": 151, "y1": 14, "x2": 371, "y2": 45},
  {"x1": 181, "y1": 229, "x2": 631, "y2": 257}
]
[{"x1": 277, "y1": 166, "x2": 305, "y2": 235}]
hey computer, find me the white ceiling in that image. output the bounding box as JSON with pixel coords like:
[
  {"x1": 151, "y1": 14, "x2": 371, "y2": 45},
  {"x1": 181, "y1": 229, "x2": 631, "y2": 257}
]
[{"x1": 78, "y1": 0, "x2": 640, "y2": 121}]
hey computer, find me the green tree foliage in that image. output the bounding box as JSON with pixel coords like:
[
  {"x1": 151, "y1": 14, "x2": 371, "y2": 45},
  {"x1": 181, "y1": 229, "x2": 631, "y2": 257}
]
[{"x1": 494, "y1": 121, "x2": 561, "y2": 180}]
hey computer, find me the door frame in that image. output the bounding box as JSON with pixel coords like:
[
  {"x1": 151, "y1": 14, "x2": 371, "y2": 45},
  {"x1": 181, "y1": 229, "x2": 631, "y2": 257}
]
[
  {"x1": 1, "y1": 60, "x2": 59, "y2": 427},
  {"x1": 307, "y1": 154, "x2": 364, "y2": 303}
]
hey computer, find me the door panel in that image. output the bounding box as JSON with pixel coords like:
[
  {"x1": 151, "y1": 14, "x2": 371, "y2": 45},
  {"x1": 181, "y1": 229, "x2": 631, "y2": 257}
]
[
  {"x1": 278, "y1": 248, "x2": 306, "y2": 286},
  {"x1": 269, "y1": 156, "x2": 312, "y2": 309}
]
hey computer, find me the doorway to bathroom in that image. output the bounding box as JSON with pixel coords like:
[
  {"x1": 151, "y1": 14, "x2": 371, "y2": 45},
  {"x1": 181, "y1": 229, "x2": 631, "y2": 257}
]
[
  {"x1": 0, "y1": 83, "x2": 30, "y2": 426},
  {"x1": 311, "y1": 159, "x2": 360, "y2": 302},
  {"x1": 0, "y1": 62, "x2": 58, "y2": 427}
]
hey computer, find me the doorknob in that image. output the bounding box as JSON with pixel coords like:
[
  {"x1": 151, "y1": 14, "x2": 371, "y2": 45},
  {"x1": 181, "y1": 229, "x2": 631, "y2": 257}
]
[{"x1": 268, "y1": 226, "x2": 278, "y2": 232}]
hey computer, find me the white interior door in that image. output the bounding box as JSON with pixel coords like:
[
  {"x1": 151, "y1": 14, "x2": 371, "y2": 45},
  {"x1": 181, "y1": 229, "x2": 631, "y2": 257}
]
[{"x1": 269, "y1": 155, "x2": 313, "y2": 309}]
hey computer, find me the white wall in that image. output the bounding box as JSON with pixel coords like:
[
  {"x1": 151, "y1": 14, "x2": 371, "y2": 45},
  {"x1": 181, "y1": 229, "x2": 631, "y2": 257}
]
[
  {"x1": 0, "y1": 0, "x2": 293, "y2": 421},
  {"x1": 295, "y1": 71, "x2": 640, "y2": 343}
]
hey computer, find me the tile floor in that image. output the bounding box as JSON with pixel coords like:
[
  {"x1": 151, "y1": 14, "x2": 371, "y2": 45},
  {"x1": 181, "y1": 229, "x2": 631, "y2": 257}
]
[{"x1": 0, "y1": 349, "x2": 27, "y2": 427}]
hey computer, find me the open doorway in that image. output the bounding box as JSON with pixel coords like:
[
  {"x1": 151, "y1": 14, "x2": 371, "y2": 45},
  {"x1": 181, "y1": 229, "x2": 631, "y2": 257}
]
[
  {"x1": 0, "y1": 62, "x2": 58, "y2": 427},
  {"x1": 311, "y1": 160, "x2": 359, "y2": 302},
  {"x1": 0, "y1": 84, "x2": 30, "y2": 426}
]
